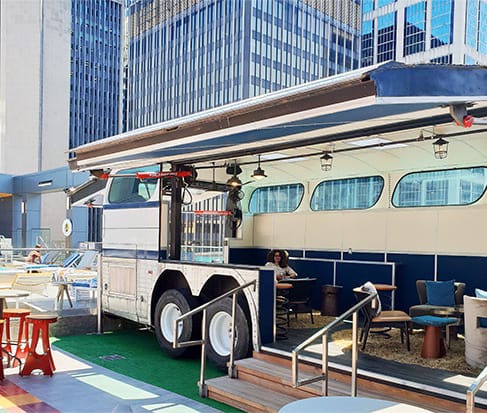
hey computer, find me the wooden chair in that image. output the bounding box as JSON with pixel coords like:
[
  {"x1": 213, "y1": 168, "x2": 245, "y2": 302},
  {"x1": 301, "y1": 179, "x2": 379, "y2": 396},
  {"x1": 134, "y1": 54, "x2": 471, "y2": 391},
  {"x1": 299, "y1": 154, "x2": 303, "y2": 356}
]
[
  {"x1": 354, "y1": 288, "x2": 411, "y2": 351},
  {"x1": 286, "y1": 278, "x2": 316, "y2": 325}
]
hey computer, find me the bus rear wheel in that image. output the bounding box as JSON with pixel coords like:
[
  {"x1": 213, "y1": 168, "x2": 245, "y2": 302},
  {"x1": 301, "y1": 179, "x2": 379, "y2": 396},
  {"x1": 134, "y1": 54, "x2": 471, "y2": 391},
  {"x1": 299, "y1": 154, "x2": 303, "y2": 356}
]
[
  {"x1": 206, "y1": 297, "x2": 249, "y2": 370},
  {"x1": 154, "y1": 289, "x2": 194, "y2": 358}
]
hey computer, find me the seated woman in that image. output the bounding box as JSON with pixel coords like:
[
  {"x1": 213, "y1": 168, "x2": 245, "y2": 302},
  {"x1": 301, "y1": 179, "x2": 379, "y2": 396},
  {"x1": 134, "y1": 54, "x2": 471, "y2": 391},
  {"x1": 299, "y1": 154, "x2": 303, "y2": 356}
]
[
  {"x1": 265, "y1": 249, "x2": 297, "y2": 281},
  {"x1": 25, "y1": 244, "x2": 42, "y2": 264}
]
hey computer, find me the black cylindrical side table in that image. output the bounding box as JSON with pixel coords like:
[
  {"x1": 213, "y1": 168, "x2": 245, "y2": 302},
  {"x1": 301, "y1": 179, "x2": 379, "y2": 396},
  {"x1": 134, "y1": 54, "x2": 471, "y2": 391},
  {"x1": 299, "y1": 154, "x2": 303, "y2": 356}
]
[{"x1": 321, "y1": 285, "x2": 342, "y2": 316}]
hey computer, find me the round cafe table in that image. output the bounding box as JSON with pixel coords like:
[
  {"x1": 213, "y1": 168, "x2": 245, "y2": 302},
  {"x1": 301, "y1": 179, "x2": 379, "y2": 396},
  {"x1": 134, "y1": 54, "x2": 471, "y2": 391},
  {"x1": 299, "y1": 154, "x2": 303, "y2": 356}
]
[
  {"x1": 279, "y1": 396, "x2": 433, "y2": 413},
  {"x1": 0, "y1": 289, "x2": 30, "y2": 317}
]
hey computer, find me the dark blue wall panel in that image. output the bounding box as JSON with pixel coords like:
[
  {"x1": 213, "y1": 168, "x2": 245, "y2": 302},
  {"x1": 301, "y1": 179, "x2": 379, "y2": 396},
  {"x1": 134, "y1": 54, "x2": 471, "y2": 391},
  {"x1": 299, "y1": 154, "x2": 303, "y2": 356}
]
[
  {"x1": 229, "y1": 248, "x2": 486, "y2": 317},
  {"x1": 438, "y1": 255, "x2": 487, "y2": 297},
  {"x1": 288, "y1": 258, "x2": 335, "y2": 308},
  {"x1": 335, "y1": 262, "x2": 394, "y2": 313},
  {"x1": 388, "y1": 253, "x2": 435, "y2": 311},
  {"x1": 305, "y1": 250, "x2": 341, "y2": 260},
  {"x1": 230, "y1": 248, "x2": 268, "y2": 266},
  {"x1": 259, "y1": 268, "x2": 276, "y2": 344}
]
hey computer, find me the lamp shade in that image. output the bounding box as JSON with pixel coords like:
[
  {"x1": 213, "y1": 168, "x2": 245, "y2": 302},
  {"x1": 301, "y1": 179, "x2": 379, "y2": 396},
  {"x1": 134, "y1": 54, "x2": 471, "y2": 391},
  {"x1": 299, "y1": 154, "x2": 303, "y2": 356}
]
[
  {"x1": 433, "y1": 136, "x2": 449, "y2": 159},
  {"x1": 226, "y1": 175, "x2": 242, "y2": 187},
  {"x1": 320, "y1": 152, "x2": 333, "y2": 171},
  {"x1": 251, "y1": 166, "x2": 267, "y2": 180}
]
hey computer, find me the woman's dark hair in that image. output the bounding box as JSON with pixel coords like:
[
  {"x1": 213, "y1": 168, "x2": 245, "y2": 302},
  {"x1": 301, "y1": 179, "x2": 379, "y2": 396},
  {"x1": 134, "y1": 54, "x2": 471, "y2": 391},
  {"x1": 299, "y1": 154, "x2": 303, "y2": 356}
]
[{"x1": 266, "y1": 249, "x2": 289, "y2": 268}]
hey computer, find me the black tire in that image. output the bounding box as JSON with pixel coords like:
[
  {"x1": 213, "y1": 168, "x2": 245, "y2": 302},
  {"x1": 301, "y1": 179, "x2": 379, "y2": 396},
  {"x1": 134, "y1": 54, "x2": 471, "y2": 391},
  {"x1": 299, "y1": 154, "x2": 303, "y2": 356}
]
[
  {"x1": 154, "y1": 289, "x2": 194, "y2": 358},
  {"x1": 206, "y1": 297, "x2": 250, "y2": 370}
]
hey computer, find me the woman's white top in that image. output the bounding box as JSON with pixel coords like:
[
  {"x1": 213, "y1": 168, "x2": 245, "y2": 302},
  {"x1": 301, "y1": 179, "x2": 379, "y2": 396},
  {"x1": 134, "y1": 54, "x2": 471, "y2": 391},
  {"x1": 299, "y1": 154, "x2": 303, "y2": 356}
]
[{"x1": 265, "y1": 262, "x2": 296, "y2": 279}]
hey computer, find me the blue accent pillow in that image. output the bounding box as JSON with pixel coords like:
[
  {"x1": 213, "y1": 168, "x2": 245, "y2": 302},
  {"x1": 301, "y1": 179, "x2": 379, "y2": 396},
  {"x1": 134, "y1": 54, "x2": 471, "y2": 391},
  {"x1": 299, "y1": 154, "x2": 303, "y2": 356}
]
[
  {"x1": 475, "y1": 288, "x2": 487, "y2": 299},
  {"x1": 425, "y1": 280, "x2": 455, "y2": 306}
]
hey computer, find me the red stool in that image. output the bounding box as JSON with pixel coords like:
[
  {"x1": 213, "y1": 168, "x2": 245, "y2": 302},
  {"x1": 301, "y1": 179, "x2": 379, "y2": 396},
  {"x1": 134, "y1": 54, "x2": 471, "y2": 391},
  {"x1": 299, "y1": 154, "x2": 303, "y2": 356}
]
[
  {"x1": 2, "y1": 308, "x2": 30, "y2": 367},
  {"x1": 0, "y1": 319, "x2": 4, "y2": 380},
  {"x1": 20, "y1": 314, "x2": 57, "y2": 376}
]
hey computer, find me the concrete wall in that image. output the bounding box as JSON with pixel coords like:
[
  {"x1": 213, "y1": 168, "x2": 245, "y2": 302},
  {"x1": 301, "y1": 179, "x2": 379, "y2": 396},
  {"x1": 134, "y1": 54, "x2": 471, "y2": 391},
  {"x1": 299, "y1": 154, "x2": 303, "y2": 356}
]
[
  {"x1": 41, "y1": 191, "x2": 67, "y2": 245},
  {"x1": 0, "y1": 0, "x2": 70, "y2": 176}
]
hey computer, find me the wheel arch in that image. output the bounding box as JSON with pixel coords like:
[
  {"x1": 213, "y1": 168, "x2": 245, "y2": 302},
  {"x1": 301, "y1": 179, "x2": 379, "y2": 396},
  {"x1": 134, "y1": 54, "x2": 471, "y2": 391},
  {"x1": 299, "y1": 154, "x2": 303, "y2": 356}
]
[
  {"x1": 151, "y1": 269, "x2": 259, "y2": 352},
  {"x1": 199, "y1": 273, "x2": 259, "y2": 353},
  {"x1": 151, "y1": 269, "x2": 191, "y2": 326}
]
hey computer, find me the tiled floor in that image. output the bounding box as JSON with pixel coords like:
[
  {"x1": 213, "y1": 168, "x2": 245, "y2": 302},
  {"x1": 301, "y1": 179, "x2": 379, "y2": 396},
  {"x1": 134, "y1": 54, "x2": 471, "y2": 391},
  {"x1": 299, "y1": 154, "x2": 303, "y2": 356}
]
[
  {"x1": 2, "y1": 349, "x2": 223, "y2": 413},
  {"x1": 0, "y1": 379, "x2": 59, "y2": 412},
  {"x1": 0, "y1": 291, "x2": 224, "y2": 412}
]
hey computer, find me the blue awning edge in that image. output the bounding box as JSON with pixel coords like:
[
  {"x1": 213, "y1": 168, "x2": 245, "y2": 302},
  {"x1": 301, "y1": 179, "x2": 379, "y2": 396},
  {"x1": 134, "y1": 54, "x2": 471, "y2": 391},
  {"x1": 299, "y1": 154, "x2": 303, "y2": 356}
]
[{"x1": 369, "y1": 62, "x2": 487, "y2": 100}]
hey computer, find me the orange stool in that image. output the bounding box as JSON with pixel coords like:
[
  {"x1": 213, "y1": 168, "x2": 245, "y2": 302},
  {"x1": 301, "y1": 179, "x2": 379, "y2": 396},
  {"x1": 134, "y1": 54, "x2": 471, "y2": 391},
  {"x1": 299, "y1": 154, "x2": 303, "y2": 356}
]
[
  {"x1": 2, "y1": 308, "x2": 30, "y2": 367},
  {"x1": 20, "y1": 314, "x2": 57, "y2": 376}
]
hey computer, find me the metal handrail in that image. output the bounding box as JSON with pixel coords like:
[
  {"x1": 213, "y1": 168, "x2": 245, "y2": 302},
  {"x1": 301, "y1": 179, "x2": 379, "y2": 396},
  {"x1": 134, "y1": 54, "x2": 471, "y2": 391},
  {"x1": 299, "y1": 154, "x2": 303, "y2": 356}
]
[
  {"x1": 466, "y1": 365, "x2": 487, "y2": 413},
  {"x1": 291, "y1": 292, "x2": 376, "y2": 396},
  {"x1": 173, "y1": 280, "x2": 256, "y2": 397}
]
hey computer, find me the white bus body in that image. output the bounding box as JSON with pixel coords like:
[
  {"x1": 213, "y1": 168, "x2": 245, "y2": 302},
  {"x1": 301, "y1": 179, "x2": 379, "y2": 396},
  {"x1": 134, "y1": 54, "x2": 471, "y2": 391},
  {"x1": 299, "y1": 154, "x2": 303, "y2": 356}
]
[{"x1": 70, "y1": 63, "x2": 487, "y2": 368}]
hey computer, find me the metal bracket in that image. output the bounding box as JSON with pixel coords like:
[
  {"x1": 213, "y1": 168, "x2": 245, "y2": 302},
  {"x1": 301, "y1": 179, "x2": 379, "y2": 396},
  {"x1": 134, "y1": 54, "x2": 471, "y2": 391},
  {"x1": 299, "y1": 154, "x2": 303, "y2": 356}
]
[{"x1": 450, "y1": 104, "x2": 487, "y2": 127}]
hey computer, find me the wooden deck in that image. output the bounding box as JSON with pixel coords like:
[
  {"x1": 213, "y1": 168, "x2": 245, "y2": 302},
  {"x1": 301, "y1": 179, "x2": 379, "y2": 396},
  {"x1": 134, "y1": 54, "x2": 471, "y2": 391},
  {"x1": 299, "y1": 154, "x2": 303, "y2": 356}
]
[{"x1": 205, "y1": 327, "x2": 487, "y2": 413}]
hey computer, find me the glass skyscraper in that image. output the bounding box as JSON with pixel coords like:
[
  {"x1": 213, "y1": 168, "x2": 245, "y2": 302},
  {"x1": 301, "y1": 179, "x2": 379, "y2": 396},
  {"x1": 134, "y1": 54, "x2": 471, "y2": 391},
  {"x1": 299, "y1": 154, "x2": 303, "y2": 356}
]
[
  {"x1": 70, "y1": 0, "x2": 123, "y2": 149},
  {"x1": 69, "y1": 0, "x2": 123, "y2": 243},
  {"x1": 125, "y1": 0, "x2": 361, "y2": 130},
  {"x1": 361, "y1": 0, "x2": 487, "y2": 67}
]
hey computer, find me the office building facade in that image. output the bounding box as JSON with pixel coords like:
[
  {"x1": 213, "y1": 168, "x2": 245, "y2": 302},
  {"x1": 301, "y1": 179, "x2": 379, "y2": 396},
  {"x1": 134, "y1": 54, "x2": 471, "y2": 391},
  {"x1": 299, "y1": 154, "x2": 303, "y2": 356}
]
[
  {"x1": 70, "y1": 0, "x2": 123, "y2": 149},
  {"x1": 0, "y1": 0, "x2": 122, "y2": 248},
  {"x1": 69, "y1": 0, "x2": 123, "y2": 245},
  {"x1": 125, "y1": 0, "x2": 361, "y2": 129},
  {"x1": 361, "y1": 0, "x2": 487, "y2": 67}
]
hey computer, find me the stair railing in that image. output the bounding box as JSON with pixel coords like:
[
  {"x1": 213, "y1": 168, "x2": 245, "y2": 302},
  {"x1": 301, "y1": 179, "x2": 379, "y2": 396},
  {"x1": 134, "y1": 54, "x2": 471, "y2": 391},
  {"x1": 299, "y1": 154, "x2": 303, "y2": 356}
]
[
  {"x1": 466, "y1": 365, "x2": 487, "y2": 413},
  {"x1": 291, "y1": 292, "x2": 376, "y2": 397},
  {"x1": 173, "y1": 280, "x2": 256, "y2": 397}
]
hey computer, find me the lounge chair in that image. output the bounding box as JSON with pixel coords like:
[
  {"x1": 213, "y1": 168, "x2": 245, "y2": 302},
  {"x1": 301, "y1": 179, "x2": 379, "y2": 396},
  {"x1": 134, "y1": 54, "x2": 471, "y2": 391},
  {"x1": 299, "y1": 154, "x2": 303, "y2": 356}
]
[
  {"x1": 73, "y1": 250, "x2": 98, "y2": 270},
  {"x1": 464, "y1": 294, "x2": 487, "y2": 368},
  {"x1": 409, "y1": 280, "x2": 465, "y2": 318}
]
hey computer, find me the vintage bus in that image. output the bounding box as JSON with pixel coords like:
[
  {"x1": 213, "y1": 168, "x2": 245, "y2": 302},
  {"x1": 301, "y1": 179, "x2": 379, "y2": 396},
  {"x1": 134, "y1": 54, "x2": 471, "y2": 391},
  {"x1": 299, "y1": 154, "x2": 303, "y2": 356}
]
[{"x1": 69, "y1": 62, "x2": 487, "y2": 370}]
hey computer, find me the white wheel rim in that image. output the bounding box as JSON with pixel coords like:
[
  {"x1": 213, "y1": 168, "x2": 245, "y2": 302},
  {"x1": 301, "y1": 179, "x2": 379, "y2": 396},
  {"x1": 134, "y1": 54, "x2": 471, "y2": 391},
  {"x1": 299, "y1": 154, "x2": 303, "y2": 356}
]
[
  {"x1": 209, "y1": 311, "x2": 233, "y2": 356},
  {"x1": 161, "y1": 302, "x2": 183, "y2": 341}
]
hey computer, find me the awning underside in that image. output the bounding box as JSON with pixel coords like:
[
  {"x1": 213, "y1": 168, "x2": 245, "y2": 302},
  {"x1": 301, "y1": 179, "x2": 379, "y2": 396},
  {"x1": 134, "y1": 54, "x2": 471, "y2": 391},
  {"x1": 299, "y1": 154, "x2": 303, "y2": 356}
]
[{"x1": 69, "y1": 62, "x2": 487, "y2": 172}]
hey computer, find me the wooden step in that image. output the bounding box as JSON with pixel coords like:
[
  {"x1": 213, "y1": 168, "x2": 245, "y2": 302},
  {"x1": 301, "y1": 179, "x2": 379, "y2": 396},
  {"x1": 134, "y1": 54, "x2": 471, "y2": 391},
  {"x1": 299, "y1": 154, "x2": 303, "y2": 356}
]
[
  {"x1": 252, "y1": 350, "x2": 353, "y2": 385},
  {"x1": 206, "y1": 349, "x2": 470, "y2": 413},
  {"x1": 235, "y1": 357, "x2": 351, "y2": 399},
  {"x1": 251, "y1": 351, "x2": 467, "y2": 413},
  {"x1": 206, "y1": 356, "x2": 358, "y2": 413},
  {"x1": 206, "y1": 376, "x2": 299, "y2": 413}
]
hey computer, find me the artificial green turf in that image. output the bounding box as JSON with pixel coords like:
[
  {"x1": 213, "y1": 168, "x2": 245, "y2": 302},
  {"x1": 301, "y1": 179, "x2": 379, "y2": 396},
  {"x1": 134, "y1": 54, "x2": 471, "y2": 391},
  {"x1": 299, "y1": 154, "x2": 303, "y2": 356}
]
[{"x1": 52, "y1": 328, "x2": 243, "y2": 413}]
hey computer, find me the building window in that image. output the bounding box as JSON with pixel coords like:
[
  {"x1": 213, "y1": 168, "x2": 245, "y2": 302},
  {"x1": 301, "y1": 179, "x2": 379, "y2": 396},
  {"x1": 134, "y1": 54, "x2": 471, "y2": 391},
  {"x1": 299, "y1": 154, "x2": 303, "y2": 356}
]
[
  {"x1": 377, "y1": 12, "x2": 396, "y2": 62},
  {"x1": 404, "y1": 2, "x2": 426, "y2": 56},
  {"x1": 361, "y1": 19, "x2": 374, "y2": 66},
  {"x1": 311, "y1": 176, "x2": 384, "y2": 211},
  {"x1": 466, "y1": 0, "x2": 479, "y2": 49},
  {"x1": 431, "y1": 54, "x2": 452, "y2": 64},
  {"x1": 108, "y1": 165, "x2": 160, "y2": 204},
  {"x1": 363, "y1": 0, "x2": 374, "y2": 13},
  {"x1": 392, "y1": 167, "x2": 487, "y2": 207},
  {"x1": 249, "y1": 184, "x2": 304, "y2": 213},
  {"x1": 479, "y1": 1, "x2": 487, "y2": 54},
  {"x1": 430, "y1": 0, "x2": 454, "y2": 48},
  {"x1": 378, "y1": 0, "x2": 395, "y2": 6}
]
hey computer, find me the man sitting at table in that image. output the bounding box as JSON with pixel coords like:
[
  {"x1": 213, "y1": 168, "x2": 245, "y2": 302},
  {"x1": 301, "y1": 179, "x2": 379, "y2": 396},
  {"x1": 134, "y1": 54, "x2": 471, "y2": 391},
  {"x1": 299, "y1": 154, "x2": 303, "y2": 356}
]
[{"x1": 265, "y1": 249, "x2": 297, "y2": 281}]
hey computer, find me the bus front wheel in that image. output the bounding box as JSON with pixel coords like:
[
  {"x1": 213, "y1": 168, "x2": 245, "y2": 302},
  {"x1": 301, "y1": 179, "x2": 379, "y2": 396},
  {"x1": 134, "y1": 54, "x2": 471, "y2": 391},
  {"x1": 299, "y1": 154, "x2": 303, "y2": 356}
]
[
  {"x1": 154, "y1": 289, "x2": 194, "y2": 357},
  {"x1": 206, "y1": 297, "x2": 250, "y2": 370}
]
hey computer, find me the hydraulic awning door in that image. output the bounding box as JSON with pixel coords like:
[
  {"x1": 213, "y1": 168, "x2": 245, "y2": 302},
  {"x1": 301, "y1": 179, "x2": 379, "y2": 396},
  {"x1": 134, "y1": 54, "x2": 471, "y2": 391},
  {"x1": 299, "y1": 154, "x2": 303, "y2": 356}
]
[{"x1": 66, "y1": 177, "x2": 106, "y2": 207}]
